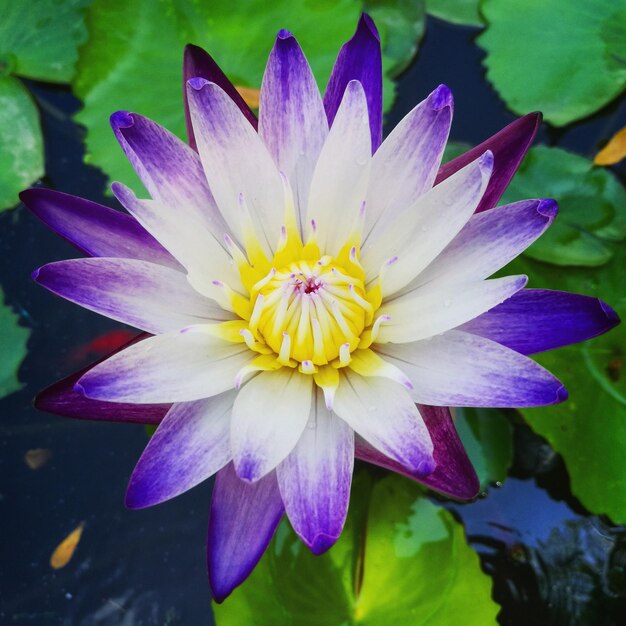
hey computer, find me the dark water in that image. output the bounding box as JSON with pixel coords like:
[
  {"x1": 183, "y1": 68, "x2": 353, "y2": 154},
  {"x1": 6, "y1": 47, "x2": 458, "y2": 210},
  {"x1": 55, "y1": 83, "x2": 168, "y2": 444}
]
[{"x1": 1, "y1": 17, "x2": 626, "y2": 625}]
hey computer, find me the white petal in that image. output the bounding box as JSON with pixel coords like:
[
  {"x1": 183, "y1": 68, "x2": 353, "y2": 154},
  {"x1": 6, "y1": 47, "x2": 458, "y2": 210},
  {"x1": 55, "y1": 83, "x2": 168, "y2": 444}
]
[
  {"x1": 305, "y1": 80, "x2": 371, "y2": 255},
  {"x1": 377, "y1": 275, "x2": 528, "y2": 344},
  {"x1": 333, "y1": 370, "x2": 434, "y2": 473},
  {"x1": 361, "y1": 151, "x2": 493, "y2": 296},
  {"x1": 231, "y1": 369, "x2": 313, "y2": 482}
]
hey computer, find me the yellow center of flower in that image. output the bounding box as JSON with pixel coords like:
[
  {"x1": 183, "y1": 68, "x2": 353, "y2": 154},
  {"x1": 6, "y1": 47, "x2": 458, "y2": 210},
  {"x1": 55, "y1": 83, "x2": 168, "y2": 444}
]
[{"x1": 252, "y1": 257, "x2": 368, "y2": 366}]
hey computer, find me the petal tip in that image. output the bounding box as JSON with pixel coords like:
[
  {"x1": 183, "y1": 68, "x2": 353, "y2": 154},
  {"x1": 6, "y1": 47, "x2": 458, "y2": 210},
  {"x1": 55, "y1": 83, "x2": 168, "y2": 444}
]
[
  {"x1": 416, "y1": 457, "x2": 437, "y2": 477},
  {"x1": 110, "y1": 110, "x2": 134, "y2": 131},
  {"x1": 599, "y1": 300, "x2": 621, "y2": 327},
  {"x1": 73, "y1": 381, "x2": 87, "y2": 396},
  {"x1": 357, "y1": 12, "x2": 380, "y2": 41},
  {"x1": 430, "y1": 84, "x2": 453, "y2": 111},
  {"x1": 555, "y1": 384, "x2": 569, "y2": 404},
  {"x1": 479, "y1": 149, "x2": 494, "y2": 172},
  {"x1": 187, "y1": 76, "x2": 210, "y2": 92},
  {"x1": 234, "y1": 457, "x2": 263, "y2": 483},
  {"x1": 31, "y1": 267, "x2": 41, "y2": 282},
  {"x1": 537, "y1": 198, "x2": 558, "y2": 219},
  {"x1": 277, "y1": 28, "x2": 294, "y2": 40},
  {"x1": 308, "y1": 533, "x2": 338, "y2": 555}
]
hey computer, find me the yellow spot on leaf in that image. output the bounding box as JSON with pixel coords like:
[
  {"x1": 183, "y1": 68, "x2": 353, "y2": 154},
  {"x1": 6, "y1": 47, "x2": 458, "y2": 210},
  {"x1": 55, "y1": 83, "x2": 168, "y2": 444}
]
[
  {"x1": 24, "y1": 448, "x2": 52, "y2": 470},
  {"x1": 594, "y1": 126, "x2": 626, "y2": 166},
  {"x1": 235, "y1": 85, "x2": 260, "y2": 109},
  {"x1": 50, "y1": 522, "x2": 85, "y2": 569}
]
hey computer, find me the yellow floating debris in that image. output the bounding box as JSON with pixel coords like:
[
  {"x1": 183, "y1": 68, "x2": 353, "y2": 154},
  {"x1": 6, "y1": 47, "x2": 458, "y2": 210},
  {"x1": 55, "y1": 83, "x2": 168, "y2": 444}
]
[
  {"x1": 50, "y1": 522, "x2": 85, "y2": 569},
  {"x1": 24, "y1": 448, "x2": 52, "y2": 470},
  {"x1": 235, "y1": 85, "x2": 260, "y2": 109},
  {"x1": 594, "y1": 126, "x2": 626, "y2": 166}
]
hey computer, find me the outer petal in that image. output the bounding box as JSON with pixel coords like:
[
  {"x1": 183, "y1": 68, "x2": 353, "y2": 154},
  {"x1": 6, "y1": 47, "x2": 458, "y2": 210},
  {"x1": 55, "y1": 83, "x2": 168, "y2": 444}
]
[
  {"x1": 183, "y1": 43, "x2": 257, "y2": 151},
  {"x1": 324, "y1": 14, "x2": 382, "y2": 151},
  {"x1": 112, "y1": 183, "x2": 243, "y2": 298},
  {"x1": 363, "y1": 85, "x2": 453, "y2": 244},
  {"x1": 355, "y1": 404, "x2": 479, "y2": 500},
  {"x1": 33, "y1": 258, "x2": 232, "y2": 335},
  {"x1": 208, "y1": 463, "x2": 284, "y2": 603},
  {"x1": 276, "y1": 389, "x2": 354, "y2": 555},
  {"x1": 35, "y1": 332, "x2": 170, "y2": 424},
  {"x1": 305, "y1": 80, "x2": 371, "y2": 255},
  {"x1": 333, "y1": 370, "x2": 434, "y2": 474},
  {"x1": 110, "y1": 112, "x2": 227, "y2": 235},
  {"x1": 76, "y1": 329, "x2": 252, "y2": 403},
  {"x1": 377, "y1": 275, "x2": 528, "y2": 344},
  {"x1": 460, "y1": 289, "x2": 621, "y2": 355},
  {"x1": 412, "y1": 199, "x2": 557, "y2": 289},
  {"x1": 375, "y1": 330, "x2": 567, "y2": 407},
  {"x1": 259, "y1": 31, "x2": 328, "y2": 230},
  {"x1": 125, "y1": 392, "x2": 235, "y2": 508},
  {"x1": 186, "y1": 79, "x2": 284, "y2": 257},
  {"x1": 362, "y1": 151, "x2": 492, "y2": 297},
  {"x1": 436, "y1": 112, "x2": 542, "y2": 213},
  {"x1": 20, "y1": 188, "x2": 178, "y2": 268},
  {"x1": 230, "y1": 369, "x2": 313, "y2": 482}
]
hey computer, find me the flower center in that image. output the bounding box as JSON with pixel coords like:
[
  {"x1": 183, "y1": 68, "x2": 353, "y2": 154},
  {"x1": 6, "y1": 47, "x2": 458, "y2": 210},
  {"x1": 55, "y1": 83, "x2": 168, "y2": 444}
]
[{"x1": 251, "y1": 256, "x2": 368, "y2": 367}]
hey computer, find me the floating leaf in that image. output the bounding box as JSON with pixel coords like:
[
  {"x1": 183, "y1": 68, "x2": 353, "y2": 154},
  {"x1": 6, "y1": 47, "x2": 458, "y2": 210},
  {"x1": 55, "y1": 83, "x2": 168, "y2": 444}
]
[
  {"x1": 0, "y1": 0, "x2": 90, "y2": 82},
  {"x1": 50, "y1": 522, "x2": 85, "y2": 569},
  {"x1": 24, "y1": 448, "x2": 53, "y2": 470},
  {"x1": 505, "y1": 243, "x2": 626, "y2": 524},
  {"x1": 595, "y1": 126, "x2": 626, "y2": 166},
  {"x1": 213, "y1": 473, "x2": 498, "y2": 624},
  {"x1": 455, "y1": 408, "x2": 513, "y2": 489},
  {"x1": 426, "y1": 0, "x2": 484, "y2": 27},
  {"x1": 478, "y1": 0, "x2": 626, "y2": 126},
  {"x1": 0, "y1": 76, "x2": 43, "y2": 211},
  {"x1": 0, "y1": 286, "x2": 30, "y2": 397},
  {"x1": 501, "y1": 146, "x2": 626, "y2": 267},
  {"x1": 74, "y1": 0, "x2": 424, "y2": 189}
]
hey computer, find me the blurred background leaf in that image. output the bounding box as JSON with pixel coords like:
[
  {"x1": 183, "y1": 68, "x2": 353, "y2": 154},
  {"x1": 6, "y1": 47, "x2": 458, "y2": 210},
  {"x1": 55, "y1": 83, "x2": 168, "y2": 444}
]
[
  {"x1": 0, "y1": 286, "x2": 30, "y2": 398},
  {"x1": 213, "y1": 472, "x2": 498, "y2": 625},
  {"x1": 479, "y1": 0, "x2": 626, "y2": 126},
  {"x1": 426, "y1": 0, "x2": 483, "y2": 28}
]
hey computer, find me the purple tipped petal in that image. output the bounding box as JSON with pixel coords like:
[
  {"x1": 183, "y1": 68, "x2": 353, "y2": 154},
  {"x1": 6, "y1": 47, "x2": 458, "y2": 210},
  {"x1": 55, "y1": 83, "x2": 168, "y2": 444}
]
[
  {"x1": 20, "y1": 188, "x2": 178, "y2": 268},
  {"x1": 276, "y1": 390, "x2": 354, "y2": 555},
  {"x1": 414, "y1": 199, "x2": 558, "y2": 287},
  {"x1": 126, "y1": 393, "x2": 235, "y2": 509},
  {"x1": 111, "y1": 112, "x2": 225, "y2": 233},
  {"x1": 355, "y1": 404, "x2": 479, "y2": 500},
  {"x1": 324, "y1": 13, "x2": 382, "y2": 151},
  {"x1": 460, "y1": 289, "x2": 621, "y2": 355},
  {"x1": 183, "y1": 44, "x2": 257, "y2": 151},
  {"x1": 35, "y1": 332, "x2": 170, "y2": 424},
  {"x1": 33, "y1": 258, "x2": 232, "y2": 334},
  {"x1": 363, "y1": 85, "x2": 453, "y2": 241},
  {"x1": 436, "y1": 112, "x2": 542, "y2": 213},
  {"x1": 208, "y1": 463, "x2": 284, "y2": 602},
  {"x1": 333, "y1": 371, "x2": 435, "y2": 474},
  {"x1": 259, "y1": 30, "x2": 328, "y2": 228},
  {"x1": 376, "y1": 330, "x2": 567, "y2": 408}
]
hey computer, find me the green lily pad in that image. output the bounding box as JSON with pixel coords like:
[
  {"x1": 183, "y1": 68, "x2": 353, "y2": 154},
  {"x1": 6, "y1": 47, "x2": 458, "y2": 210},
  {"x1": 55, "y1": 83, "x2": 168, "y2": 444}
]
[
  {"x1": 426, "y1": 0, "x2": 484, "y2": 27},
  {"x1": 0, "y1": 76, "x2": 43, "y2": 211},
  {"x1": 213, "y1": 473, "x2": 498, "y2": 625},
  {"x1": 0, "y1": 0, "x2": 90, "y2": 82},
  {"x1": 455, "y1": 408, "x2": 513, "y2": 490},
  {"x1": 0, "y1": 287, "x2": 30, "y2": 398},
  {"x1": 504, "y1": 242, "x2": 626, "y2": 524},
  {"x1": 74, "y1": 0, "x2": 425, "y2": 191},
  {"x1": 478, "y1": 0, "x2": 626, "y2": 126},
  {"x1": 501, "y1": 146, "x2": 626, "y2": 267}
]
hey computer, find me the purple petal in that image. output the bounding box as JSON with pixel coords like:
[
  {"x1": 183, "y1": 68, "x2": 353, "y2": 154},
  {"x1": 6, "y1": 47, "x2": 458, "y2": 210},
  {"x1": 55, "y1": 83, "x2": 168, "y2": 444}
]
[
  {"x1": 35, "y1": 333, "x2": 170, "y2": 424},
  {"x1": 355, "y1": 404, "x2": 479, "y2": 501},
  {"x1": 324, "y1": 13, "x2": 382, "y2": 151},
  {"x1": 183, "y1": 44, "x2": 257, "y2": 151},
  {"x1": 460, "y1": 289, "x2": 621, "y2": 355},
  {"x1": 414, "y1": 198, "x2": 558, "y2": 287},
  {"x1": 33, "y1": 258, "x2": 231, "y2": 334},
  {"x1": 208, "y1": 463, "x2": 284, "y2": 602},
  {"x1": 276, "y1": 390, "x2": 354, "y2": 555},
  {"x1": 20, "y1": 188, "x2": 178, "y2": 268},
  {"x1": 126, "y1": 393, "x2": 235, "y2": 509},
  {"x1": 259, "y1": 30, "x2": 327, "y2": 229},
  {"x1": 436, "y1": 112, "x2": 541, "y2": 213},
  {"x1": 376, "y1": 330, "x2": 567, "y2": 407}
]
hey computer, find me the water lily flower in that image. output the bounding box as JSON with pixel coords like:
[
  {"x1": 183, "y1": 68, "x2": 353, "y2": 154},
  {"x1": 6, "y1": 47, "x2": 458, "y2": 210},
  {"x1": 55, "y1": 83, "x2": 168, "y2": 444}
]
[{"x1": 22, "y1": 15, "x2": 619, "y2": 601}]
